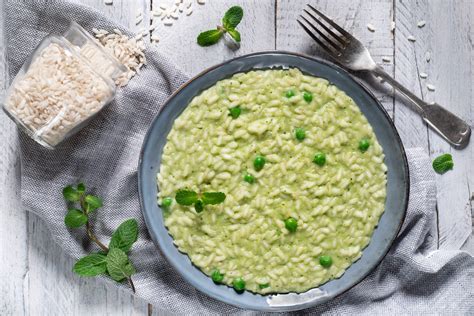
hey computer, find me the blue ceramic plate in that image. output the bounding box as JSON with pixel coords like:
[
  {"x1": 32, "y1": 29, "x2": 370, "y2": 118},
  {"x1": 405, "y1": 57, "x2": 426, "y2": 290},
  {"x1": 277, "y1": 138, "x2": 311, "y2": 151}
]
[{"x1": 138, "y1": 51, "x2": 409, "y2": 312}]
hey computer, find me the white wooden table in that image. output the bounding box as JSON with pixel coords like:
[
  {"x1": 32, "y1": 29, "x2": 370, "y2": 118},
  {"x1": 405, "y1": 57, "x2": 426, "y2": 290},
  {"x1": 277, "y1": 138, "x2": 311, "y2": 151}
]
[{"x1": 1, "y1": 0, "x2": 472, "y2": 314}]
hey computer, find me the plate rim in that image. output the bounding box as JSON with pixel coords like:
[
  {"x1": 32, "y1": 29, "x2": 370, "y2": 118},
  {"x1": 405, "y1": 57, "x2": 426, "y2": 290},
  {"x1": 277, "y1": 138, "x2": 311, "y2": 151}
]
[{"x1": 138, "y1": 50, "x2": 410, "y2": 312}]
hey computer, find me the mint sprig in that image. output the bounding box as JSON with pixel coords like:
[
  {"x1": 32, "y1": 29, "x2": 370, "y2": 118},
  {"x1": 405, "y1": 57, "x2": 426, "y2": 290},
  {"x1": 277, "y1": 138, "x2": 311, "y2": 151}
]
[
  {"x1": 432, "y1": 153, "x2": 454, "y2": 174},
  {"x1": 175, "y1": 189, "x2": 226, "y2": 212},
  {"x1": 197, "y1": 6, "x2": 243, "y2": 47},
  {"x1": 63, "y1": 183, "x2": 138, "y2": 293}
]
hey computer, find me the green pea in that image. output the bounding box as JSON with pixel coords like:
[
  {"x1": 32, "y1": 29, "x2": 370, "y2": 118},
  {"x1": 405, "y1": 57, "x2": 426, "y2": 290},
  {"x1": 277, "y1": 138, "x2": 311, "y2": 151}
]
[
  {"x1": 358, "y1": 138, "x2": 370, "y2": 152},
  {"x1": 313, "y1": 152, "x2": 326, "y2": 166},
  {"x1": 284, "y1": 217, "x2": 298, "y2": 233},
  {"x1": 253, "y1": 156, "x2": 266, "y2": 171},
  {"x1": 229, "y1": 106, "x2": 241, "y2": 119},
  {"x1": 295, "y1": 127, "x2": 306, "y2": 141},
  {"x1": 194, "y1": 199, "x2": 203, "y2": 213},
  {"x1": 243, "y1": 173, "x2": 255, "y2": 184},
  {"x1": 285, "y1": 89, "x2": 295, "y2": 98},
  {"x1": 303, "y1": 91, "x2": 313, "y2": 103},
  {"x1": 258, "y1": 283, "x2": 270, "y2": 289},
  {"x1": 233, "y1": 277, "x2": 246, "y2": 293},
  {"x1": 161, "y1": 197, "x2": 172, "y2": 208},
  {"x1": 319, "y1": 255, "x2": 333, "y2": 268},
  {"x1": 211, "y1": 269, "x2": 224, "y2": 283}
]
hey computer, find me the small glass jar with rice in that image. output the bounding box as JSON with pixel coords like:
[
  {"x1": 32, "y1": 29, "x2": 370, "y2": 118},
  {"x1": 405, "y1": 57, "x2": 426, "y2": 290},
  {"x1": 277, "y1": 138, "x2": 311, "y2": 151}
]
[{"x1": 2, "y1": 22, "x2": 127, "y2": 149}]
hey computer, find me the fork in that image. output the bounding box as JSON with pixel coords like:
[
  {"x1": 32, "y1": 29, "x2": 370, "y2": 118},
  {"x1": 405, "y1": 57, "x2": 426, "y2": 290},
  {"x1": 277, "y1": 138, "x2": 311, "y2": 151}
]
[{"x1": 298, "y1": 4, "x2": 471, "y2": 149}]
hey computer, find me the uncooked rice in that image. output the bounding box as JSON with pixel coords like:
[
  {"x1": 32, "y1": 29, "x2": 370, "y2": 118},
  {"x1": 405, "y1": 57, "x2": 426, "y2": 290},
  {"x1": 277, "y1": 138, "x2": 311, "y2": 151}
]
[
  {"x1": 4, "y1": 42, "x2": 114, "y2": 146},
  {"x1": 4, "y1": 28, "x2": 146, "y2": 147},
  {"x1": 92, "y1": 28, "x2": 147, "y2": 87}
]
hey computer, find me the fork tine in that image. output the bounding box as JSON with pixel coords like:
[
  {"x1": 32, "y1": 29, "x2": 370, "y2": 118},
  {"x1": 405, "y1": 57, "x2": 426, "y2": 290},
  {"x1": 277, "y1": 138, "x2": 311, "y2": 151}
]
[
  {"x1": 297, "y1": 19, "x2": 338, "y2": 56},
  {"x1": 307, "y1": 4, "x2": 352, "y2": 39},
  {"x1": 300, "y1": 15, "x2": 343, "y2": 50},
  {"x1": 303, "y1": 9, "x2": 346, "y2": 45}
]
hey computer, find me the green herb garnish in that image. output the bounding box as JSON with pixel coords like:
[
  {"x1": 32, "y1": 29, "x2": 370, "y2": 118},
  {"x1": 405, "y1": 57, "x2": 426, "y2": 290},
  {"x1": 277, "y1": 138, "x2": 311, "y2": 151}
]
[
  {"x1": 197, "y1": 6, "x2": 243, "y2": 47},
  {"x1": 175, "y1": 190, "x2": 199, "y2": 205},
  {"x1": 432, "y1": 153, "x2": 454, "y2": 174},
  {"x1": 73, "y1": 253, "x2": 107, "y2": 276},
  {"x1": 202, "y1": 192, "x2": 226, "y2": 205},
  {"x1": 229, "y1": 105, "x2": 241, "y2": 119},
  {"x1": 194, "y1": 199, "x2": 204, "y2": 213},
  {"x1": 258, "y1": 283, "x2": 270, "y2": 289},
  {"x1": 175, "y1": 189, "x2": 226, "y2": 212},
  {"x1": 63, "y1": 183, "x2": 138, "y2": 292},
  {"x1": 222, "y1": 6, "x2": 244, "y2": 30},
  {"x1": 197, "y1": 29, "x2": 224, "y2": 47}
]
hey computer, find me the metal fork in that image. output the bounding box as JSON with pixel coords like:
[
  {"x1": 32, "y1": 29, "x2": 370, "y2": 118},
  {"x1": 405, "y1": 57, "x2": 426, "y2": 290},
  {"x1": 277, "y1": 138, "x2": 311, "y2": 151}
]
[{"x1": 298, "y1": 4, "x2": 471, "y2": 149}]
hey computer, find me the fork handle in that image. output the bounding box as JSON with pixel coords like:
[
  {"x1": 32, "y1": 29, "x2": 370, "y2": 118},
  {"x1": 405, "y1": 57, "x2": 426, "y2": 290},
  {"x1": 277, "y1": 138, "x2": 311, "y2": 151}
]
[{"x1": 372, "y1": 67, "x2": 471, "y2": 149}]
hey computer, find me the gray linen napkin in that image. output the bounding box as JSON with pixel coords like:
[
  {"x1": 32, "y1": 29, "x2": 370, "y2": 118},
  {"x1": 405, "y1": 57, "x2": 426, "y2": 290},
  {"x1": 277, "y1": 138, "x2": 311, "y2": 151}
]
[{"x1": 4, "y1": 1, "x2": 474, "y2": 314}]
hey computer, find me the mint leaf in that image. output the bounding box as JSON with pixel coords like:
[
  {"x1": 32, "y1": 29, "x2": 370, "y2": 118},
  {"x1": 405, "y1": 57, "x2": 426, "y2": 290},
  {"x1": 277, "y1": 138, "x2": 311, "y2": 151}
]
[
  {"x1": 227, "y1": 29, "x2": 241, "y2": 42},
  {"x1": 65, "y1": 209, "x2": 88, "y2": 228},
  {"x1": 432, "y1": 153, "x2": 454, "y2": 174},
  {"x1": 194, "y1": 200, "x2": 204, "y2": 213},
  {"x1": 197, "y1": 29, "x2": 223, "y2": 46},
  {"x1": 77, "y1": 183, "x2": 86, "y2": 194},
  {"x1": 176, "y1": 190, "x2": 199, "y2": 205},
  {"x1": 106, "y1": 248, "x2": 135, "y2": 282},
  {"x1": 109, "y1": 219, "x2": 139, "y2": 253},
  {"x1": 202, "y1": 192, "x2": 226, "y2": 205},
  {"x1": 63, "y1": 186, "x2": 80, "y2": 202},
  {"x1": 84, "y1": 195, "x2": 103, "y2": 212},
  {"x1": 73, "y1": 253, "x2": 107, "y2": 276},
  {"x1": 222, "y1": 6, "x2": 243, "y2": 29}
]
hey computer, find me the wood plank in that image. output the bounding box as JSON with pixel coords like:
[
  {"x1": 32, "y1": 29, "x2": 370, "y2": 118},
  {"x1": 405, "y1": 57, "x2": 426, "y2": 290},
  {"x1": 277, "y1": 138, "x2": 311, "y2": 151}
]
[
  {"x1": 26, "y1": 213, "x2": 150, "y2": 315},
  {"x1": 414, "y1": 0, "x2": 472, "y2": 250},
  {"x1": 395, "y1": 0, "x2": 472, "y2": 251},
  {"x1": 276, "y1": 0, "x2": 396, "y2": 117},
  {"x1": 154, "y1": 0, "x2": 276, "y2": 76},
  {"x1": 0, "y1": 0, "x2": 29, "y2": 314},
  {"x1": 392, "y1": 0, "x2": 430, "y2": 148}
]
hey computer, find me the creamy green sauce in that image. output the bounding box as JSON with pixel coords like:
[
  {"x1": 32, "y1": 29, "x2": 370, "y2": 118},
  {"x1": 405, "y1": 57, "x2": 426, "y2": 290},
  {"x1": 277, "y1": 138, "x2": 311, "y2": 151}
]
[{"x1": 157, "y1": 68, "x2": 387, "y2": 294}]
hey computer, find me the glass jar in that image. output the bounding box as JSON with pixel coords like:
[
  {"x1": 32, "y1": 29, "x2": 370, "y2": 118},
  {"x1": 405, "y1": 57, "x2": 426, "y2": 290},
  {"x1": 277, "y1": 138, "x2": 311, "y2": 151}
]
[{"x1": 2, "y1": 22, "x2": 126, "y2": 149}]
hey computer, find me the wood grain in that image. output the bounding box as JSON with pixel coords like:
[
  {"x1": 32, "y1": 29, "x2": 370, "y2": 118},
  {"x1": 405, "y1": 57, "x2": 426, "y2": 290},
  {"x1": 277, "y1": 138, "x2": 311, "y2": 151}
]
[
  {"x1": 0, "y1": 0, "x2": 28, "y2": 314},
  {"x1": 394, "y1": 0, "x2": 473, "y2": 250},
  {"x1": 423, "y1": 0, "x2": 473, "y2": 251}
]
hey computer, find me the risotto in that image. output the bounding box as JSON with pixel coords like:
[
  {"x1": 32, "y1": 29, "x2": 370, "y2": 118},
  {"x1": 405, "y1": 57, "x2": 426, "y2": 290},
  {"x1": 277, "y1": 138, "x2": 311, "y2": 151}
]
[{"x1": 157, "y1": 68, "x2": 387, "y2": 294}]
